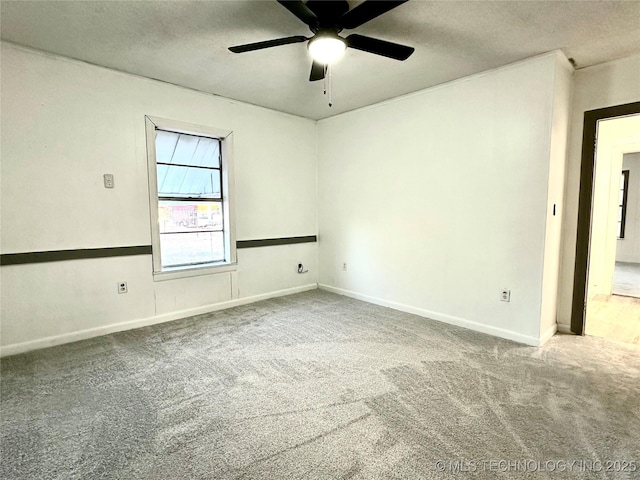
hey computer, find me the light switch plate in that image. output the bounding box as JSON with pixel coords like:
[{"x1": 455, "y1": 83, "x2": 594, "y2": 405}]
[{"x1": 103, "y1": 174, "x2": 114, "y2": 188}]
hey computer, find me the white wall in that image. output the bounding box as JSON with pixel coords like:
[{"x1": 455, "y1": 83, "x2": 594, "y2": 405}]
[
  {"x1": 0, "y1": 43, "x2": 318, "y2": 354},
  {"x1": 617, "y1": 152, "x2": 640, "y2": 263},
  {"x1": 588, "y1": 117, "x2": 640, "y2": 297},
  {"x1": 557, "y1": 54, "x2": 640, "y2": 330},
  {"x1": 317, "y1": 52, "x2": 571, "y2": 346},
  {"x1": 539, "y1": 55, "x2": 574, "y2": 341}
]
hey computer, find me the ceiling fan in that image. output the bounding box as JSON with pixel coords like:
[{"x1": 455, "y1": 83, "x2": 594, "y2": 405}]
[{"x1": 228, "y1": 0, "x2": 415, "y2": 82}]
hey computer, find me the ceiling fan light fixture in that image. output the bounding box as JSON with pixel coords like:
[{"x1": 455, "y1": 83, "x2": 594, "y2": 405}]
[{"x1": 308, "y1": 35, "x2": 346, "y2": 64}]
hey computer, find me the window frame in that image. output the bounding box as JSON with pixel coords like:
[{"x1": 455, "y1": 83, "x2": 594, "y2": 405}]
[
  {"x1": 618, "y1": 169, "x2": 630, "y2": 240},
  {"x1": 145, "y1": 116, "x2": 236, "y2": 280}
]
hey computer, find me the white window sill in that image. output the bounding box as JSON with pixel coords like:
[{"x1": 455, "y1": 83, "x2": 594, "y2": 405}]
[{"x1": 153, "y1": 262, "x2": 237, "y2": 281}]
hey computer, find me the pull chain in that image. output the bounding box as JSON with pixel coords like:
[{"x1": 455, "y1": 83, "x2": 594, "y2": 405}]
[
  {"x1": 323, "y1": 64, "x2": 327, "y2": 95},
  {"x1": 328, "y1": 64, "x2": 332, "y2": 107},
  {"x1": 321, "y1": 64, "x2": 333, "y2": 108}
]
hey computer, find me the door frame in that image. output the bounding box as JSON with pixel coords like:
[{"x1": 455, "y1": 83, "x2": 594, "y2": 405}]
[{"x1": 570, "y1": 101, "x2": 640, "y2": 334}]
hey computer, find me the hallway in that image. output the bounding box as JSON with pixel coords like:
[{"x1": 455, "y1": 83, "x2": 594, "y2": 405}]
[
  {"x1": 586, "y1": 294, "x2": 640, "y2": 347},
  {"x1": 612, "y1": 262, "x2": 640, "y2": 298}
]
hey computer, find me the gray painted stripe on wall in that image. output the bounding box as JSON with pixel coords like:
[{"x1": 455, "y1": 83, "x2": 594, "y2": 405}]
[
  {"x1": 236, "y1": 236, "x2": 317, "y2": 248},
  {"x1": 0, "y1": 236, "x2": 318, "y2": 265},
  {"x1": 0, "y1": 246, "x2": 153, "y2": 266}
]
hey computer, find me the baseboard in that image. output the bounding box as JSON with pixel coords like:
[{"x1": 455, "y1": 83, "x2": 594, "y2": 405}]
[
  {"x1": 319, "y1": 284, "x2": 544, "y2": 346},
  {"x1": 539, "y1": 323, "x2": 558, "y2": 346},
  {"x1": 557, "y1": 324, "x2": 572, "y2": 334},
  {"x1": 0, "y1": 284, "x2": 318, "y2": 357}
]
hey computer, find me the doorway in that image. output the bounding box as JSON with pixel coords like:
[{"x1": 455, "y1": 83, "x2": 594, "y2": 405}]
[{"x1": 571, "y1": 102, "x2": 640, "y2": 346}]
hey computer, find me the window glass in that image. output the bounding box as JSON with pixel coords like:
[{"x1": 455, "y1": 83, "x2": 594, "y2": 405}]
[
  {"x1": 618, "y1": 170, "x2": 629, "y2": 239},
  {"x1": 159, "y1": 231, "x2": 225, "y2": 267},
  {"x1": 156, "y1": 131, "x2": 220, "y2": 168},
  {"x1": 156, "y1": 165, "x2": 221, "y2": 198},
  {"x1": 158, "y1": 201, "x2": 223, "y2": 233}
]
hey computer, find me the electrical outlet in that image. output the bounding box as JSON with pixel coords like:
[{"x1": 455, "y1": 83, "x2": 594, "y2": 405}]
[
  {"x1": 342, "y1": 262, "x2": 347, "y2": 271},
  {"x1": 118, "y1": 281, "x2": 128, "y2": 294},
  {"x1": 103, "y1": 174, "x2": 114, "y2": 189},
  {"x1": 501, "y1": 288, "x2": 510, "y2": 302}
]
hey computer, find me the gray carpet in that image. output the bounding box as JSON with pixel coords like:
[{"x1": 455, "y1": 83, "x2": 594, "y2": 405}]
[{"x1": 2, "y1": 290, "x2": 639, "y2": 479}]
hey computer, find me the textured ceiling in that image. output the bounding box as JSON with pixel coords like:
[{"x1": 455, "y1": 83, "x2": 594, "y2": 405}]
[{"x1": 2, "y1": 1, "x2": 639, "y2": 120}]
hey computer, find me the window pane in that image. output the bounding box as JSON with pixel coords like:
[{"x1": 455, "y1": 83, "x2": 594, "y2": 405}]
[
  {"x1": 158, "y1": 201, "x2": 223, "y2": 233},
  {"x1": 156, "y1": 130, "x2": 220, "y2": 168},
  {"x1": 160, "y1": 231, "x2": 224, "y2": 267},
  {"x1": 155, "y1": 130, "x2": 179, "y2": 164},
  {"x1": 191, "y1": 137, "x2": 220, "y2": 168},
  {"x1": 157, "y1": 164, "x2": 221, "y2": 198}
]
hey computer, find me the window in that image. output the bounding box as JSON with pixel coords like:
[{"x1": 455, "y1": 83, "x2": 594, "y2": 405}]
[
  {"x1": 145, "y1": 116, "x2": 236, "y2": 277},
  {"x1": 618, "y1": 170, "x2": 630, "y2": 239}
]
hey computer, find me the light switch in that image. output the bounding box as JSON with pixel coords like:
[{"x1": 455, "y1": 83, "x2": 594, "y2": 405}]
[{"x1": 103, "y1": 174, "x2": 114, "y2": 188}]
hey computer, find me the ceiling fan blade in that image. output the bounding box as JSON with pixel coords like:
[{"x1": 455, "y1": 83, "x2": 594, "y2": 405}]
[
  {"x1": 277, "y1": 0, "x2": 318, "y2": 27},
  {"x1": 229, "y1": 35, "x2": 308, "y2": 53},
  {"x1": 346, "y1": 34, "x2": 414, "y2": 60},
  {"x1": 309, "y1": 61, "x2": 326, "y2": 82},
  {"x1": 305, "y1": 0, "x2": 349, "y2": 22},
  {"x1": 340, "y1": 0, "x2": 408, "y2": 29}
]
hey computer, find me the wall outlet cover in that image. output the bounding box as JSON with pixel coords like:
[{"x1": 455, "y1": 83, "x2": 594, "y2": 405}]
[
  {"x1": 501, "y1": 289, "x2": 511, "y2": 302},
  {"x1": 103, "y1": 174, "x2": 114, "y2": 188}
]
